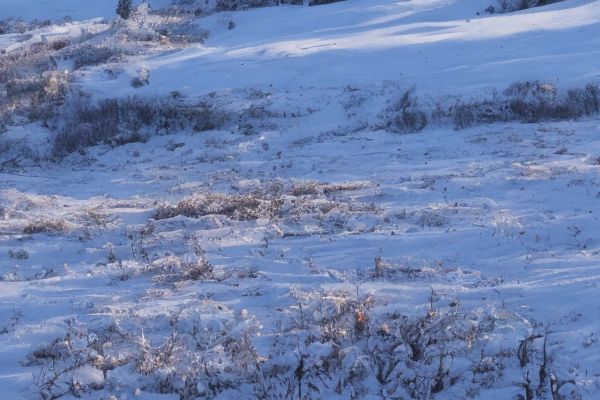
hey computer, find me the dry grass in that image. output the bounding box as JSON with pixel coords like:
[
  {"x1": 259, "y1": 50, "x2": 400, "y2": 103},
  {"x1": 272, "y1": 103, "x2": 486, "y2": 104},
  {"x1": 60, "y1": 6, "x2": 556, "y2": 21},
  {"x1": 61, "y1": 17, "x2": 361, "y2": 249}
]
[
  {"x1": 155, "y1": 192, "x2": 283, "y2": 221},
  {"x1": 22, "y1": 219, "x2": 69, "y2": 234}
]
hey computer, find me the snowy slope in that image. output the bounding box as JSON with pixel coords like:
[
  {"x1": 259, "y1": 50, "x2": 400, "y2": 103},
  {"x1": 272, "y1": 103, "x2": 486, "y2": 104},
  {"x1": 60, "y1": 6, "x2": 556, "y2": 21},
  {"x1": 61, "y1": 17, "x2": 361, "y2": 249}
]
[
  {"x1": 1, "y1": 1, "x2": 600, "y2": 399},
  {"x1": 0, "y1": 0, "x2": 172, "y2": 21},
  {"x1": 77, "y1": 0, "x2": 600, "y2": 97}
]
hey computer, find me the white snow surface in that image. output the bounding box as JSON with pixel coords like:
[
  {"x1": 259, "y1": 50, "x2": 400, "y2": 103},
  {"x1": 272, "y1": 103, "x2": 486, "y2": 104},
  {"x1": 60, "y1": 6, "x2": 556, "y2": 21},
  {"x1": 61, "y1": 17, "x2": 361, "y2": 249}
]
[
  {"x1": 0, "y1": 0, "x2": 172, "y2": 21},
  {"x1": 1, "y1": 0, "x2": 600, "y2": 399},
  {"x1": 79, "y1": 0, "x2": 600, "y2": 97}
]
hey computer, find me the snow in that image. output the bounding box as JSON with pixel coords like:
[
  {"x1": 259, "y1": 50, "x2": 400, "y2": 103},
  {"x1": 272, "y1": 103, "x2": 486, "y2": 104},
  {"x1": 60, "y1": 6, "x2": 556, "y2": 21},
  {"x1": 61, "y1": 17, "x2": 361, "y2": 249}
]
[
  {"x1": 0, "y1": 19, "x2": 110, "y2": 53},
  {"x1": 80, "y1": 0, "x2": 600, "y2": 97},
  {"x1": 1, "y1": 0, "x2": 600, "y2": 399},
  {"x1": 0, "y1": 0, "x2": 172, "y2": 21}
]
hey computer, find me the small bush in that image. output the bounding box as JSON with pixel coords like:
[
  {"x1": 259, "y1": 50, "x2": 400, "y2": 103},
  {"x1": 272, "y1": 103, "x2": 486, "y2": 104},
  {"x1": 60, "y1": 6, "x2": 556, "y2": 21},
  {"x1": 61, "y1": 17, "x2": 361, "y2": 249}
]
[
  {"x1": 566, "y1": 84, "x2": 600, "y2": 117},
  {"x1": 120, "y1": 3, "x2": 208, "y2": 43},
  {"x1": 451, "y1": 81, "x2": 600, "y2": 129},
  {"x1": 50, "y1": 93, "x2": 227, "y2": 157},
  {"x1": 150, "y1": 253, "x2": 214, "y2": 281},
  {"x1": 0, "y1": 42, "x2": 70, "y2": 125},
  {"x1": 71, "y1": 45, "x2": 124, "y2": 70},
  {"x1": 0, "y1": 18, "x2": 38, "y2": 35},
  {"x1": 156, "y1": 192, "x2": 283, "y2": 221},
  {"x1": 453, "y1": 98, "x2": 513, "y2": 129},
  {"x1": 50, "y1": 39, "x2": 70, "y2": 51},
  {"x1": 159, "y1": 21, "x2": 210, "y2": 44},
  {"x1": 383, "y1": 82, "x2": 599, "y2": 131},
  {"x1": 494, "y1": 0, "x2": 564, "y2": 13},
  {"x1": 0, "y1": 139, "x2": 36, "y2": 169},
  {"x1": 116, "y1": 0, "x2": 133, "y2": 19},
  {"x1": 383, "y1": 87, "x2": 428, "y2": 133},
  {"x1": 130, "y1": 67, "x2": 150, "y2": 88},
  {"x1": 8, "y1": 249, "x2": 29, "y2": 259},
  {"x1": 309, "y1": 0, "x2": 346, "y2": 5},
  {"x1": 215, "y1": 0, "x2": 302, "y2": 11},
  {"x1": 23, "y1": 219, "x2": 68, "y2": 234}
]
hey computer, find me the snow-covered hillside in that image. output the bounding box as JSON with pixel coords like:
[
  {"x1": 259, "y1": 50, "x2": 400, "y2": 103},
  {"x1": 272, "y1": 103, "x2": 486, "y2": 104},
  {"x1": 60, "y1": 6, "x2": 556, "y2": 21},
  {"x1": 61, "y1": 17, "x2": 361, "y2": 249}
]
[
  {"x1": 0, "y1": 0, "x2": 173, "y2": 21},
  {"x1": 80, "y1": 0, "x2": 600, "y2": 100},
  {"x1": 1, "y1": 0, "x2": 600, "y2": 399}
]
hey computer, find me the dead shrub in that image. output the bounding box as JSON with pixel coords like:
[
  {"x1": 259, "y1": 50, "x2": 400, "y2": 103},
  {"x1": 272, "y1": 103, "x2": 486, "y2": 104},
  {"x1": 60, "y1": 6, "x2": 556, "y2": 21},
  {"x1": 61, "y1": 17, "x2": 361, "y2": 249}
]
[
  {"x1": 27, "y1": 320, "x2": 118, "y2": 399},
  {"x1": 23, "y1": 219, "x2": 68, "y2": 234},
  {"x1": 383, "y1": 87, "x2": 428, "y2": 133},
  {"x1": 8, "y1": 248, "x2": 29, "y2": 259},
  {"x1": 130, "y1": 67, "x2": 150, "y2": 88},
  {"x1": 0, "y1": 139, "x2": 36, "y2": 169},
  {"x1": 566, "y1": 84, "x2": 600, "y2": 117},
  {"x1": 150, "y1": 254, "x2": 214, "y2": 282},
  {"x1": 495, "y1": 0, "x2": 564, "y2": 13},
  {"x1": 452, "y1": 98, "x2": 513, "y2": 129},
  {"x1": 0, "y1": 40, "x2": 70, "y2": 124},
  {"x1": 290, "y1": 180, "x2": 370, "y2": 197},
  {"x1": 50, "y1": 93, "x2": 227, "y2": 157},
  {"x1": 309, "y1": 0, "x2": 346, "y2": 5},
  {"x1": 384, "y1": 82, "x2": 599, "y2": 131},
  {"x1": 50, "y1": 38, "x2": 70, "y2": 51},
  {"x1": 27, "y1": 337, "x2": 74, "y2": 365},
  {"x1": 215, "y1": 0, "x2": 302, "y2": 11},
  {"x1": 261, "y1": 288, "x2": 500, "y2": 399},
  {"x1": 0, "y1": 18, "x2": 31, "y2": 34},
  {"x1": 452, "y1": 81, "x2": 600, "y2": 129},
  {"x1": 156, "y1": 192, "x2": 283, "y2": 221},
  {"x1": 70, "y1": 45, "x2": 124, "y2": 70}
]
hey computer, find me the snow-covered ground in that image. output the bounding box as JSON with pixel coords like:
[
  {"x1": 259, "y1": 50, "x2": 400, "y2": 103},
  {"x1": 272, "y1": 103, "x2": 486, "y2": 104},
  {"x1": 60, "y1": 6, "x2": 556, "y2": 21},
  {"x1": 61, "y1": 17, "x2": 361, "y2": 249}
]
[
  {"x1": 79, "y1": 0, "x2": 600, "y2": 97},
  {"x1": 1, "y1": 0, "x2": 600, "y2": 399},
  {"x1": 0, "y1": 0, "x2": 172, "y2": 21}
]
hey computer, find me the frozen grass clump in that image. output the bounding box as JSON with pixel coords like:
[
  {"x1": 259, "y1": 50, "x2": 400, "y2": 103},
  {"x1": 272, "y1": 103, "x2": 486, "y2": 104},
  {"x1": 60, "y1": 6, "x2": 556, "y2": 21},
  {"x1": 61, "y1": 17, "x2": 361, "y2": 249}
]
[
  {"x1": 22, "y1": 218, "x2": 69, "y2": 234},
  {"x1": 213, "y1": 0, "x2": 345, "y2": 9},
  {"x1": 119, "y1": 2, "x2": 209, "y2": 44},
  {"x1": 25, "y1": 291, "x2": 506, "y2": 399},
  {"x1": 173, "y1": 0, "x2": 343, "y2": 13},
  {"x1": 451, "y1": 81, "x2": 600, "y2": 129},
  {"x1": 8, "y1": 249, "x2": 29, "y2": 259},
  {"x1": 0, "y1": 6, "x2": 210, "y2": 142},
  {"x1": 0, "y1": 17, "x2": 54, "y2": 34},
  {"x1": 155, "y1": 192, "x2": 283, "y2": 221},
  {"x1": 25, "y1": 319, "x2": 128, "y2": 399},
  {"x1": 27, "y1": 308, "x2": 261, "y2": 399},
  {"x1": 154, "y1": 182, "x2": 377, "y2": 234},
  {"x1": 0, "y1": 139, "x2": 38, "y2": 170},
  {"x1": 382, "y1": 87, "x2": 428, "y2": 133},
  {"x1": 215, "y1": 0, "x2": 302, "y2": 12},
  {"x1": 254, "y1": 288, "x2": 516, "y2": 399},
  {"x1": 381, "y1": 82, "x2": 600, "y2": 132},
  {"x1": 309, "y1": 0, "x2": 347, "y2": 6},
  {"x1": 50, "y1": 92, "x2": 228, "y2": 157},
  {"x1": 487, "y1": 0, "x2": 564, "y2": 13},
  {"x1": 70, "y1": 45, "x2": 125, "y2": 70},
  {"x1": 150, "y1": 253, "x2": 215, "y2": 282},
  {"x1": 0, "y1": 42, "x2": 71, "y2": 125},
  {"x1": 371, "y1": 256, "x2": 504, "y2": 287}
]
